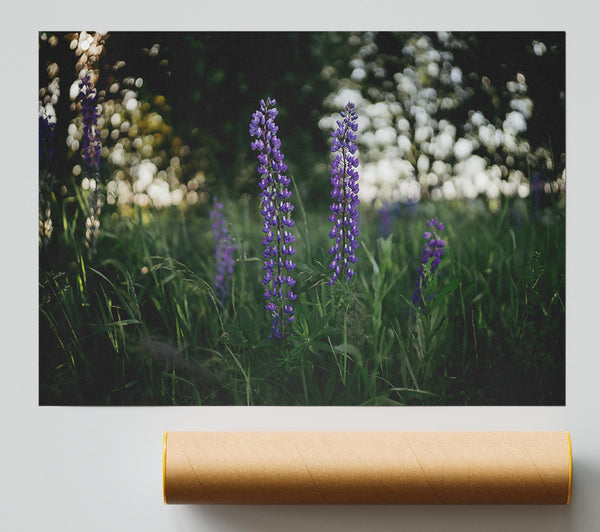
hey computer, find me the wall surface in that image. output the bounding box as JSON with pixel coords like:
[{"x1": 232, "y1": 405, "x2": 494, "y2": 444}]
[{"x1": 3, "y1": 1, "x2": 599, "y2": 530}]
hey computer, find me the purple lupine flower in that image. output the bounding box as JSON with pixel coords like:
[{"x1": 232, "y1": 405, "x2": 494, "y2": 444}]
[
  {"x1": 39, "y1": 114, "x2": 56, "y2": 171},
  {"x1": 377, "y1": 201, "x2": 393, "y2": 239},
  {"x1": 210, "y1": 197, "x2": 237, "y2": 306},
  {"x1": 328, "y1": 102, "x2": 360, "y2": 285},
  {"x1": 412, "y1": 218, "x2": 446, "y2": 308},
  {"x1": 39, "y1": 113, "x2": 56, "y2": 245},
  {"x1": 530, "y1": 169, "x2": 545, "y2": 218},
  {"x1": 79, "y1": 74, "x2": 103, "y2": 252},
  {"x1": 39, "y1": 113, "x2": 56, "y2": 193},
  {"x1": 250, "y1": 97, "x2": 296, "y2": 340},
  {"x1": 79, "y1": 74, "x2": 102, "y2": 175}
]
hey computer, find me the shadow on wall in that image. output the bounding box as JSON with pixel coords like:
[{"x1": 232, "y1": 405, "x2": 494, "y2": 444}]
[{"x1": 181, "y1": 503, "x2": 574, "y2": 532}]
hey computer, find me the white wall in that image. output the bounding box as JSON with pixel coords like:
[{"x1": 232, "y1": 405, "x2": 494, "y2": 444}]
[{"x1": 3, "y1": 1, "x2": 599, "y2": 530}]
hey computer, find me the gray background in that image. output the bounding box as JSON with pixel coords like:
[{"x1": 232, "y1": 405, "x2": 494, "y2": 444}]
[{"x1": 3, "y1": 1, "x2": 599, "y2": 530}]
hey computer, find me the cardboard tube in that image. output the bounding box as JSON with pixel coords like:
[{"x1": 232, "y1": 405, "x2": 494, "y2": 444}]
[{"x1": 163, "y1": 431, "x2": 572, "y2": 505}]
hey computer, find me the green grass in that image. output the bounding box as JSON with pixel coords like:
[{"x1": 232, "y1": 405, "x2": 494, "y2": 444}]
[{"x1": 39, "y1": 193, "x2": 565, "y2": 406}]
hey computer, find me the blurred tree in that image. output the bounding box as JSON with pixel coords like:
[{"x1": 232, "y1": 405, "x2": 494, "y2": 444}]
[
  {"x1": 40, "y1": 31, "x2": 565, "y2": 211},
  {"x1": 318, "y1": 31, "x2": 565, "y2": 206},
  {"x1": 102, "y1": 32, "x2": 341, "y2": 198},
  {"x1": 451, "y1": 31, "x2": 565, "y2": 171}
]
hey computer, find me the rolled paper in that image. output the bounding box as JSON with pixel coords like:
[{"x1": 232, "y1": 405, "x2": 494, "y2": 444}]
[{"x1": 163, "y1": 431, "x2": 572, "y2": 505}]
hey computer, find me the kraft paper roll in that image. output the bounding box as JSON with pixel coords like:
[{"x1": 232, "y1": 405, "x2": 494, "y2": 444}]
[{"x1": 163, "y1": 431, "x2": 572, "y2": 505}]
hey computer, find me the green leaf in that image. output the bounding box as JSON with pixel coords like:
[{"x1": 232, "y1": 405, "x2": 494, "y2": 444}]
[
  {"x1": 360, "y1": 241, "x2": 379, "y2": 275},
  {"x1": 436, "y1": 278, "x2": 460, "y2": 300},
  {"x1": 334, "y1": 343, "x2": 360, "y2": 357},
  {"x1": 388, "y1": 387, "x2": 436, "y2": 396},
  {"x1": 322, "y1": 377, "x2": 337, "y2": 404}
]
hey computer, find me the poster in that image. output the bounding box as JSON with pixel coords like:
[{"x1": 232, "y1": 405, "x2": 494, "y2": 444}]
[{"x1": 38, "y1": 31, "x2": 565, "y2": 406}]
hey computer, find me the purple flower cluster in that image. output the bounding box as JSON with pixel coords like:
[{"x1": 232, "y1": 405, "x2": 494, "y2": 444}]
[
  {"x1": 79, "y1": 74, "x2": 103, "y2": 253},
  {"x1": 249, "y1": 98, "x2": 296, "y2": 340},
  {"x1": 412, "y1": 218, "x2": 446, "y2": 307},
  {"x1": 39, "y1": 113, "x2": 56, "y2": 245},
  {"x1": 79, "y1": 74, "x2": 102, "y2": 175},
  {"x1": 377, "y1": 201, "x2": 393, "y2": 240},
  {"x1": 328, "y1": 102, "x2": 360, "y2": 285},
  {"x1": 210, "y1": 198, "x2": 237, "y2": 306},
  {"x1": 39, "y1": 114, "x2": 56, "y2": 172}
]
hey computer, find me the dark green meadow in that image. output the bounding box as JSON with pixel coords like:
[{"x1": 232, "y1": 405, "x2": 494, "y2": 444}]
[{"x1": 39, "y1": 192, "x2": 565, "y2": 406}]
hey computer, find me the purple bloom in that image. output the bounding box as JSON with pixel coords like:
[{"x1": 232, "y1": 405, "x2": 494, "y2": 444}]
[
  {"x1": 377, "y1": 201, "x2": 393, "y2": 239},
  {"x1": 39, "y1": 113, "x2": 56, "y2": 245},
  {"x1": 530, "y1": 169, "x2": 545, "y2": 218},
  {"x1": 250, "y1": 98, "x2": 296, "y2": 340},
  {"x1": 79, "y1": 74, "x2": 103, "y2": 253},
  {"x1": 39, "y1": 113, "x2": 56, "y2": 195},
  {"x1": 210, "y1": 197, "x2": 237, "y2": 306},
  {"x1": 79, "y1": 74, "x2": 102, "y2": 175},
  {"x1": 328, "y1": 102, "x2": 360, "y2": 285},
  {"x1": 39, "y1": 114, "x2": 56, "y2": 172},
  {"x1": 412, "y1": 218, "x2": 446, "y2": 308}
]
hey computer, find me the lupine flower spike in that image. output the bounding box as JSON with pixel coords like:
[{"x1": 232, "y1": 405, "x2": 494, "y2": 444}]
[
  {"x1": 210, "y1": 197, "x2": 237, "y2": 307},
  {"x1": 377, "y1": 201, "x2": 393, "y2": 240},
  {"x1": 249, "y1": 98, "x2": 296, "y2": 340},
  {"x1": 328, "y1": 102, "x2": 360, "y2": 285},
  {"x1": 39, "y1": 113, "x2": 56, "y2": 245},
  {"x1": 412, "y1": 218, "x2": 446, "y2": 308},
  {"x1": 79, "y1": 73, "x2": 103, "y2": 253}
]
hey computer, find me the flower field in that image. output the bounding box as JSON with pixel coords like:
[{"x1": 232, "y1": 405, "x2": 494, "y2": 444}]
[
  {"x1": 39, "y1": 181, "x2": 565, "y2": 406},
  {"x1": 39, "y1": 31, "x2": 565, "y2": 405}
]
